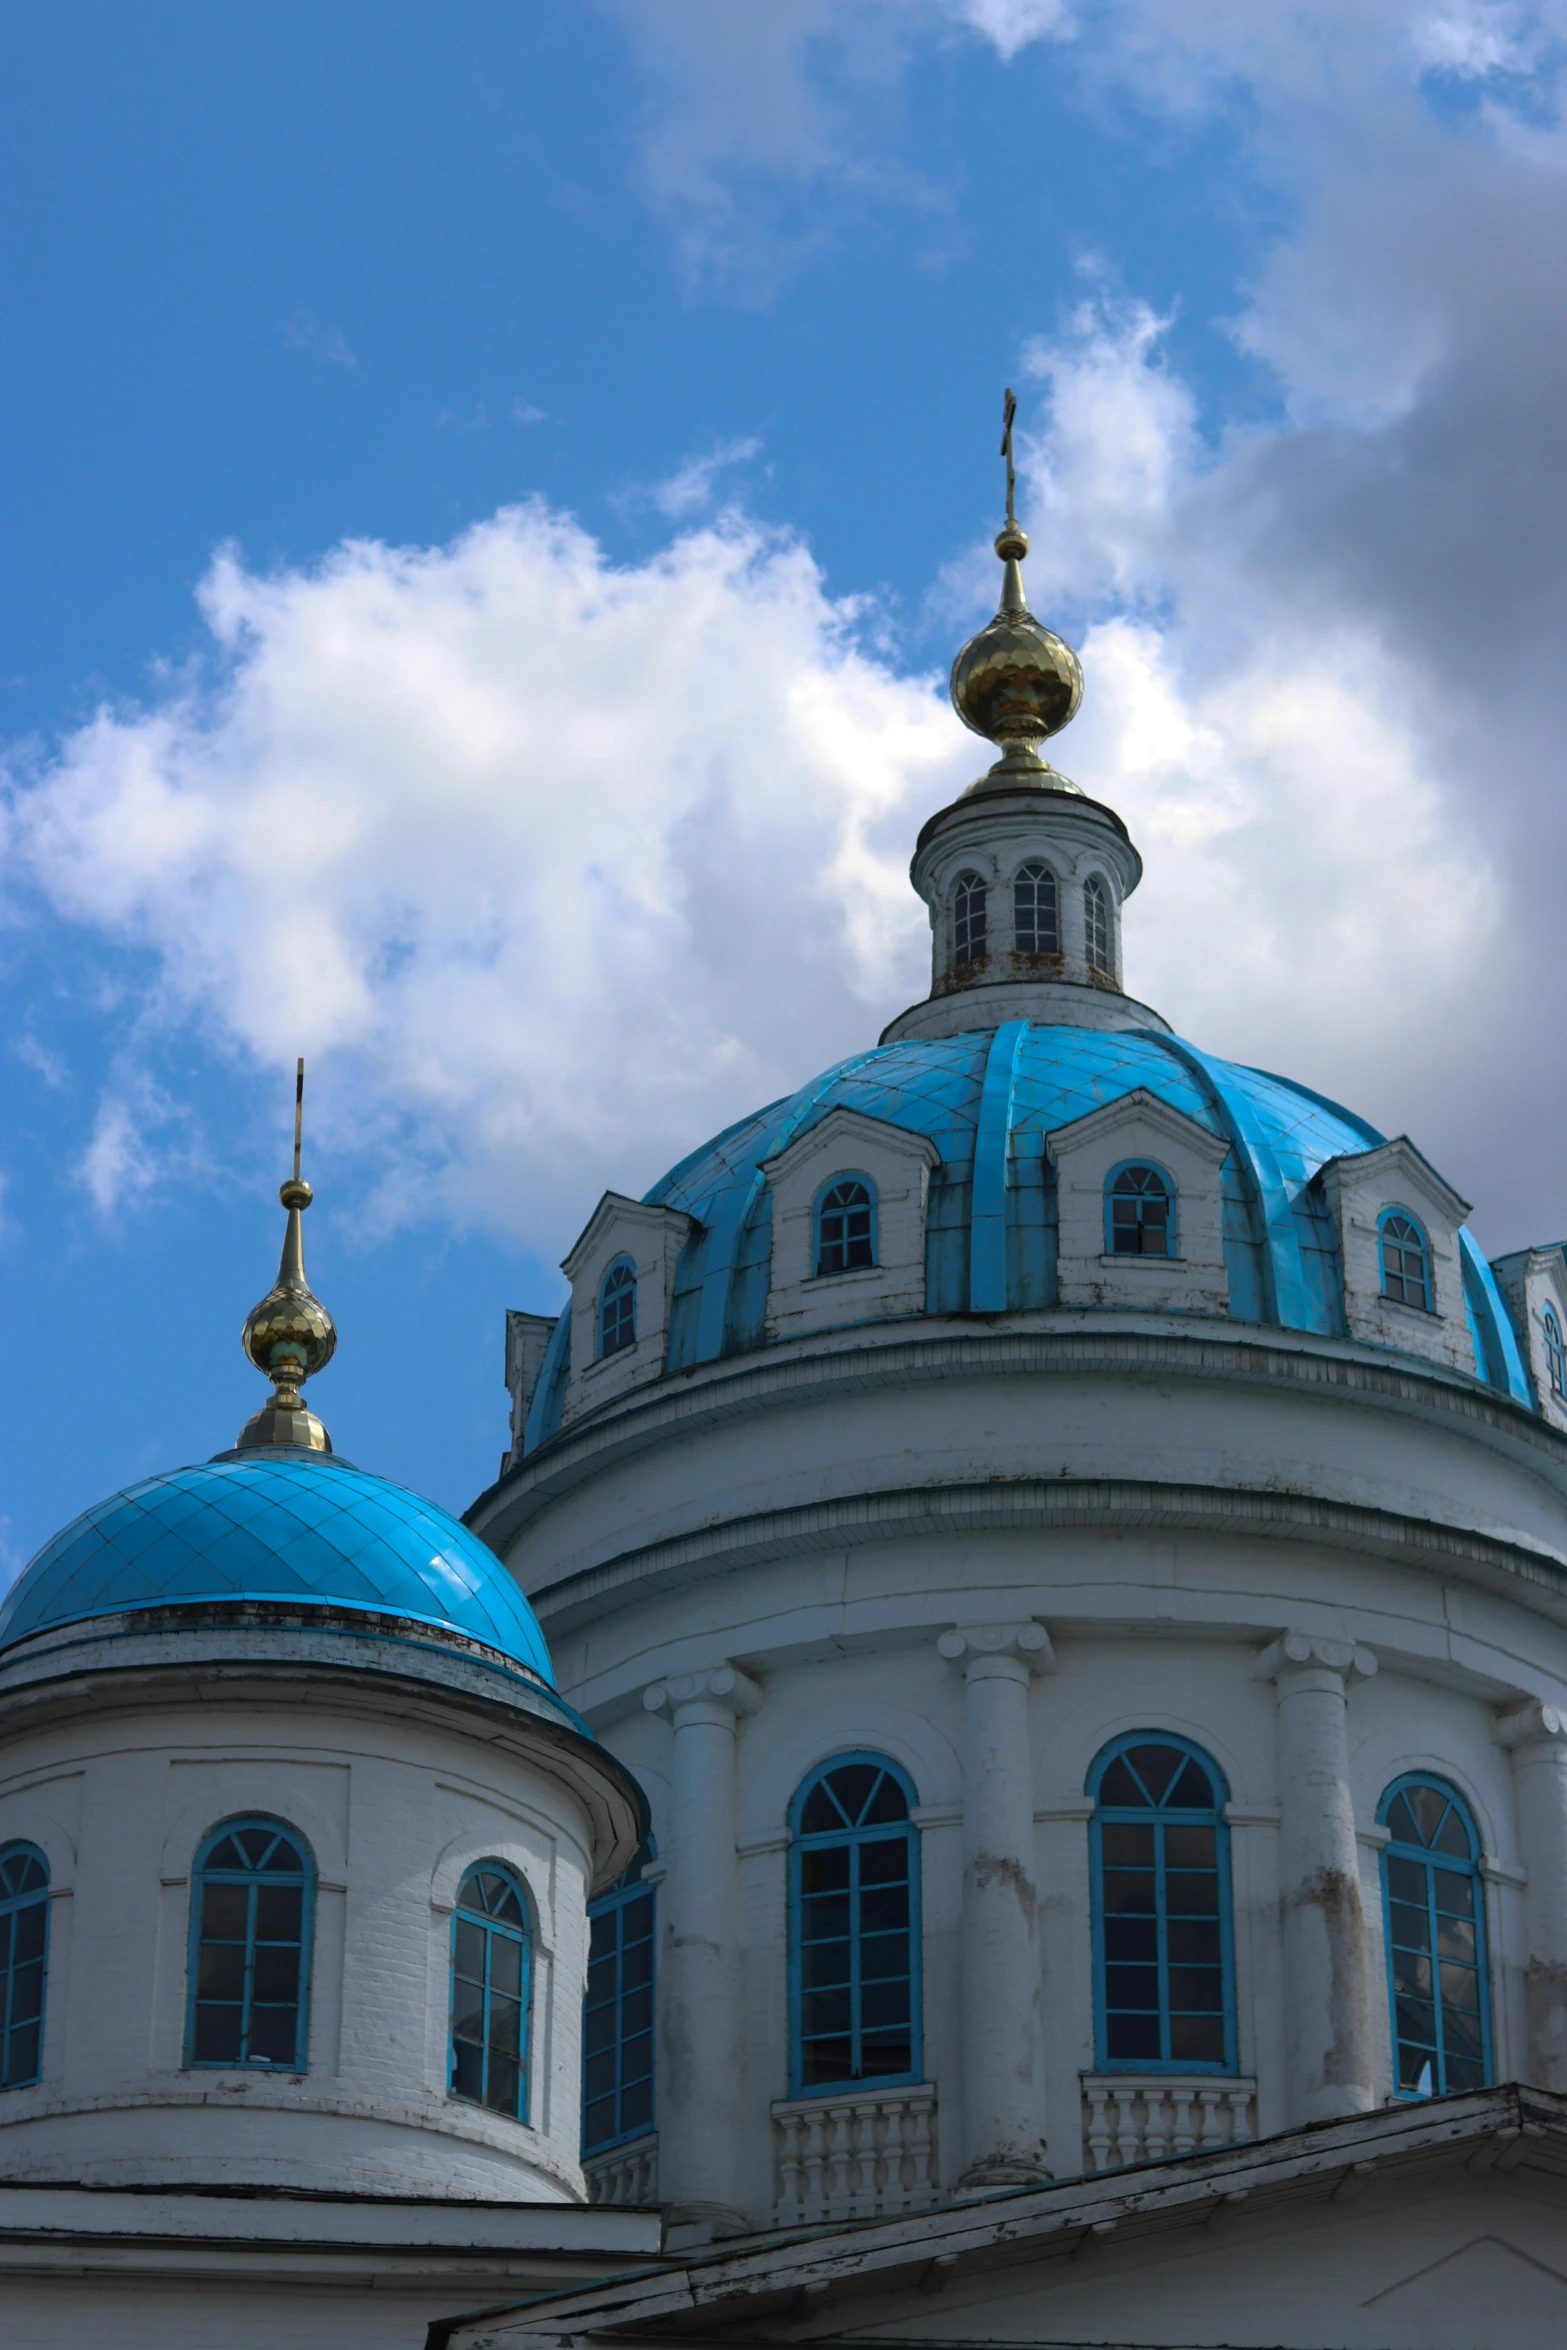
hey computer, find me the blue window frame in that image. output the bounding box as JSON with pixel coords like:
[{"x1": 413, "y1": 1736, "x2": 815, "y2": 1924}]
[
  {"x1": 953, "y1": 871, "x2": 987, "y2": 966},
  {"x1": 0, "y1": 1844, "x2": 49, "y2": 2090},
  {"x1": 1089, "y1": 1734, "x2": 1236, "y2": 2073},
  {"x1": 450, "y1": 1862, "x2": 533, "y2": 2121},
  {"x1": 1013, "y1": 861, "x2": 1059, "y2": 954},
  {"x1": 186, "y1": 1818, "x2": 313, "y2": 2071},
  {"x1": 1379, "y1": 1210, "x2": 1431, "y2": 1311},
  {"x1": 1542, "y1": 1304, "x2": 1566, "y2": 1399},
  {"x1": 1380, "y1": 1776, "x2": 1492, "y2": 2099},
  {"x1": 789, "y1": 1753, "x2": 920, "y2": 2095},
  {"x1": 583, "y1": 1840, "x2": 655, "y2": 2154},
  {"x1": 599, "y1": 1259, "x2": 636, "y2": 1358},
  {"x1": 815, "y1": 1176, "x2": 877, "y2": 1276},
  {"x1": 1105, "y1": 1161, "x2": 1174, "y2": 1258},
  {"x1": 1084, "y1": 875, "x2": 1112, "y2": 974}
]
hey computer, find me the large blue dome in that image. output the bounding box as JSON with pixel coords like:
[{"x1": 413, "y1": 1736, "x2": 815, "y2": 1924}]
[
  {"x1": 0, "y1": 1450, "x2": 554, "y2": 1682},
  {"x1": 521, "y1": 1019, "x2": 1530, "y2": 1449}
]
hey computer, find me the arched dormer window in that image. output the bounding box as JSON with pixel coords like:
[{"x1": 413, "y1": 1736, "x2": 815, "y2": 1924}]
[
  {"x1": 186, "y1": 1818, "x2": 314, "y2": 2072},
  {"x1": 789, "y1": 1754, "x2": 920, "y2": 2094},
  {"x1": 598, "y1": 1258, "x2": 637, "y2": 1358},
  {"x1": 1542, "y1": 1304, "x2": 1566, "y2": 1399},
  {"x1": 1089, "y1": 1735, "x2": 1235, "y2": 2072},
  {"x1": 1380, "y1": 1777, "x2": 1491, "y2": 2098},
  {"x1": 1, "y1": 1844, "x2": 49, "y2": 2090},
  {"x1": 815, "y1": 1176, "x2": 876, "y2": 1276},
  {"x1": 953, "y1": 872, "x2": 987, "y2": 967},
  {"x1": 450, "y1": 1861, "x2": 533, "y2": 2121},
  {"x1": 1013, "y1": 862, "x2": 1059, "y2": 955},
  {"x1": 1083, "y1": 875, "x2": 1112, "y2": 975},
  {"x1": 583, "y1": 1839, "x2": 655, "y2": 2155},
  {"x1": 1379, "y1": 1210, "x2": 1431, "y2": 1311},
  {"x1": 1106, "y1": 1162, "x2": 1173, "y2": 1258}
]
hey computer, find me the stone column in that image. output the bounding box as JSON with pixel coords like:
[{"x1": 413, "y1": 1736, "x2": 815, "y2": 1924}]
[
  {"x1": 937, "y1": 1621, "x2": 1053, "y2": 2187},
  {"x1": 1495, "y1": 1700, "x2": 1567, "y2": 2089},
  {"x1": 1255, "y1": 1632, "x2": 1378, "y2": 2124},
  {"x1": 643, "y1": 1664, "x2": 761, "y2": 2236}
]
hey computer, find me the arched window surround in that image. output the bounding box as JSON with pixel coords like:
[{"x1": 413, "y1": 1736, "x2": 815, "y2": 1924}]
[
  {"x1": 1012, "y1": 860, "x2": 1061, "y2": 957},
  {"x1": 185, "y1": 1816, "x2": 315, "y2": 2074},
  {"x1": 583, "y1": 1838, "x2": 656, "y2": 2156},
  {"x1": 952, "y1": 871, "x2": 988, "y2": 969},
  {"x1": 1542, "y1": 1303, "x2": 1567, "y2": 1400},
  {"x1": 450, "y1": 1859, "x2": 535, "y2": 2124},
  {"x1": 1379, "y1": 1774, "x2": 1493, "y2": 2100},
  {"x1": 1088, "y1": 1732, "x2": 1237, "y2": 2076},
  {"x1": 1378, "y1": 1207, "x2": 1433, "y2": 1313},
  {"x1": 813, "y1": 1174, "x2": 878, "y2": 1278},
  {"x1": 787, "y1": 1751, "x2": 922, "y2": 2098},
  {"x1": 1104, "y1": 1159, "x2": 1177, "y2": 1260},
  {"x1": 0, "y1": 1842, "x2": 49, "y2": 2092},
  {"x1": 1083, "y1": 873, "x2": 1113, "y2": 977},
  {"x1": 598, "y1": 1257, "x2": 637, "y2": 1360}
]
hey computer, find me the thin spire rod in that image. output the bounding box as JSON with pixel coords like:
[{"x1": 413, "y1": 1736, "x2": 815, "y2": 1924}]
[
  {"x1": 293, "y1": 1058, "x2": 304, "y2": 1184},
  {"x1": 1001, "y1": 385, "x2": 1018, "y2": 525}
]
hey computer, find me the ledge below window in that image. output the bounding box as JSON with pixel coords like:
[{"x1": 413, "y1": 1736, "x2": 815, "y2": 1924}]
[
  {"x1": 772, "y1": 2083, "x2": 938, "y2": 2225},
  {"x1": 1080, "y1": 2075, "x2": 1256, "y2": 2173}
]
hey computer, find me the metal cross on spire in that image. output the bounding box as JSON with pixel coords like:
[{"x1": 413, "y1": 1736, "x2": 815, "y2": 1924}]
[
  {"x1": 293, "y1": 1056, "x2": 304, "y2": 1184},
  {"x1": 1001, "y1": 385, "x2": 1018, "y2": 525}
]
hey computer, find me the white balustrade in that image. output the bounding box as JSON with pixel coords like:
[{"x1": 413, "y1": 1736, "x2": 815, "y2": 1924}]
[
  {"x1": 771, "y1": 2085, "x2": 937, "y2": 2225},
  {"x1": 584, "y1": 2134, "x2": 658, "y2": 2206},
  {"x1": 1079, "y1": 2077, "x2": 1256, "y2": 2174}
]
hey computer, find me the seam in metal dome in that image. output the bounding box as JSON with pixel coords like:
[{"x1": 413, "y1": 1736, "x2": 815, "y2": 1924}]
[{"x1": 0, "y1": 1450, "x2": 555, "y2": 1682}]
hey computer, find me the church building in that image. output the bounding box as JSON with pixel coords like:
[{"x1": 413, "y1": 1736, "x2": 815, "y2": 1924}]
[{"x1": 4, "y1": 426, "x2": 1567, "y2": 2347}]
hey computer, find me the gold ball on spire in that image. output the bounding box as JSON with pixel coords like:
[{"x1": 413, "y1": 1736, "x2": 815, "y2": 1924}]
[
  {"x1": 236, "y1": 1069, "x2": 337, "y2": 1454},
  {"x1": 950, "y1": 523, "x2": 1083, "y2": 773}
]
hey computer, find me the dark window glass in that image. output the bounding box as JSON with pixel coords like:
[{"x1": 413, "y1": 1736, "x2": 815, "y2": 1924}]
[
  {"x1": 0, "y1": 1845, "x2": 49, "y2": 2091},
  {"x1": 1013, "y1": 863, "x2": 1059, "y2": 955},
  {"x1": 1380, "y1": 1778, "x2": 1491, "y2": 2098},
  {"x1": 582, "y1": 1843, "x2": 656, "y2": 2154},
  {"x1": 790, "y1": 1756, "x2": 919, "y2": 2093},
  {"x1": 1380, "y1": 1214, "x2": 1430, "y2": 1311},
  {"x1": 953, "y1": 872, "x2": 987, "y2": 967},
  {"x1": 817, "y1": 1179, "x2": 875, "y2": 1276},
  {"x1": 1084, "y1": 876, "x2": 1112, "y2": 974},
  {"x1": 450, "y1": 1863, "x2": 532, "y2": 2121},
  {"x1": 1091, "y1": 1739, "x2": 1234, "y2": 2073},
  {"x1": 1109, "y1": 1164, "x2": 1172, "y2": 1258},
  {"x1": 599, "y1": 1261, "x2": 636, "y2": 1357},
  {"x1": 1543, "y1": 1307, "x2": 1566, "y2": 1400},
  {"x1": 187, "y1": 1820, "x2": 311, "y2": 2072}
]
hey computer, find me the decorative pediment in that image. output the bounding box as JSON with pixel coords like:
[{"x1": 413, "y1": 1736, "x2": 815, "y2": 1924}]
[
  {"x1": 1315, "y1": 1136, "x2": 1473, "y2": 1373},
  {"x1": 1047, "y1": 1086, "x2": 1230, "y2": 1316},
  {"x1": 764, "y1": 1106, "x2": 939, "y2": 1343},
  {"x1": 1490, "y1": 1241, "x2": 1567, "y2": 1428},
  {"x1": 559, "y1": 1190, "x2": 694, "y2": 1420}
]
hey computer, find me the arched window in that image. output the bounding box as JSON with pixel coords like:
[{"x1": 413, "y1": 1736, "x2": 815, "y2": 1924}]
[
  {"x1": 1542, "y1": 1304, "x2": 1566, "y2": 1399},
  {"x1": 1083, "y1": 875, "x2": 1112, "y2": 975},
  {"x1": 1107, "y1": 1163, "x2": 1173, "y2": 1258},
  {"x1": 583, "y1": 1840, "x2": 655, "y2": 2155},
  {"x1": 1380, "y1": 1777, "x2": 1491, "y2": 2099},
  {"x1": 450, "y1": 1862, "x2": 532, "y2": 2121},
  {"x1": 1379, "y1": 1211, "x2": 1431, "y2": 1311},
  {"x1": 953, "y1": 872, "x2": 987, "y2": 967},
  {"x1": 789, "y1": 1754, "x2": 920, "y2": 2095},
  {"x1": 599, "y1": 1258, "x2": 637, "y2": 1358},
  {"x1": 1089, "y1": 1735, "x2": 1235, "y2": 2072},
  {"x1": 815, "y1": 1176, "x2": 876, "y2": 1276},
  {"x1": 186, "y1": 1819, "x2": 313, "y2": 2072},
  {"x1": 1013, "y1": 862, "x2": 1059, "y2": 955},
  {"x1": 1, "y1": 1844, "x2": 49, "y2": 2091}
]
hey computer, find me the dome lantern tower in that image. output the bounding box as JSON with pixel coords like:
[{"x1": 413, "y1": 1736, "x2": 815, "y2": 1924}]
[{"x1": 883, "y1": 392, "x2": 1160, "y2": 1044}]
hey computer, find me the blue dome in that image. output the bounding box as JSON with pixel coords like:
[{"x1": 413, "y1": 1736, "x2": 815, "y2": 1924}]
[
  {"x1": 0, "y1": 1451, "x2": 554, "y2": 1682},
  {"x1": 522, "y1": 1019, "x2": 1530, "y2": 1449}
]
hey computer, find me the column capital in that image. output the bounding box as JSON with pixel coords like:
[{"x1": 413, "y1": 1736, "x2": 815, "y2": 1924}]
[
  {"x1": 1494, "y1": 1699, "x2": 1567, "y2": 1751},
  {"x1": 938, "y1": 1621, "x2": 1054, "y2": 1676},
  {"x1": 1253, "y1": 1631, "x2": 1377, "y2": 1688},
  {"x1": 644, "y1": 1663, "x2": 763, "y2": 1720}
]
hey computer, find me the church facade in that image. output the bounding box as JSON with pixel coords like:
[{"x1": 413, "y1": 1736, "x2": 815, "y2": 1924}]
[{"x1": 4, "y1": 445, "x2": 1567, "y2": 2346}]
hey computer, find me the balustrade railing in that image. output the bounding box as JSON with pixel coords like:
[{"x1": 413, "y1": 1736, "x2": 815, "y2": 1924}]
[
  {"x1": 1080, "y1": 2076, "x2": 1256, "y2": 2173},
  {"x1": 584, "y1": 2134, "x2": 658, "y2": 2206},
  {"x1": 772, "y1": 2084, "x2": 937, "y2": 2225}
]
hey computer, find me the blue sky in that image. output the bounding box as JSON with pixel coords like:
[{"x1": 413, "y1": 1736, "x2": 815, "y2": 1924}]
[{"x1": 6, "y1": 1, "x2": 1567, "y2": 1572}]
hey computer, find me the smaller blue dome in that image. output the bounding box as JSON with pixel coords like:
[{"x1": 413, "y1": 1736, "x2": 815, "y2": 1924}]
[{"x1": 0, "y1": 1452, "x2": 553, "y2": 1684}]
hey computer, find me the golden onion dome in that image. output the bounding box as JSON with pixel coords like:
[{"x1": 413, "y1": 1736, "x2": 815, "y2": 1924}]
[
  {"x1": 236, "y1": 1064, "x2": 336, "y2": 1454},
  {"x1": 949, "y1": 392, "x2": 1083, "y2": 789}
]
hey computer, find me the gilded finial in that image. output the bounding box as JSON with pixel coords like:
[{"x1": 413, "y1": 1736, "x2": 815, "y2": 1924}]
[
  {"x1": 236, "y1": 1059, "x2": 336, "y2": 1454},
  {"x1": 949, "y1": 387, "x2": 1084, "y2": 790}
]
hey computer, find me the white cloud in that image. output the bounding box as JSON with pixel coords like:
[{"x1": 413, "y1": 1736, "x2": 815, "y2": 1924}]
[
  {"x1": 948, "y1": 0, "x2": 1075, "y2": 61},
  {"x1": 651, "y1": 436, "x2": 764, "y2": 517},
  {"x1": 283, "y1": 307, "x2": 358, "y2": 371}
]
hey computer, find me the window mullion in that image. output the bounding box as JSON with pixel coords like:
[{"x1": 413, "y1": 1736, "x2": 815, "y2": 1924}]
[
  {"x1": 239, "y1": 1879, "x2": 257, "y2": 2065},
  {"x1": 1154, "y1": 1820, "x2": 1171, "y2": 2063},
  {"x1": 849, "y1": 1838, "x2": 862, "y2": 2079}
]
